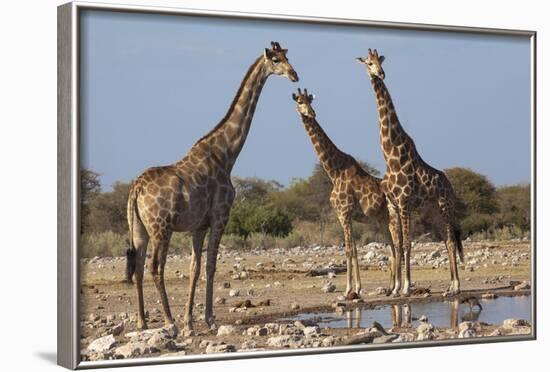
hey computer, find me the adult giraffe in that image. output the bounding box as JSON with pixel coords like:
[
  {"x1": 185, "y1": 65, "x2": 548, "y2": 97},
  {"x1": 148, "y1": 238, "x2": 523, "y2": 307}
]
[
  {"x1": 292, "y1": 88, "x2": 399, "y2": 297},
  {"x1": 357, "y1": 49, "x2": 464, "y2": 297},
  {"x1": 125, "y1": 42, "x2": 299, "y2": 333}
]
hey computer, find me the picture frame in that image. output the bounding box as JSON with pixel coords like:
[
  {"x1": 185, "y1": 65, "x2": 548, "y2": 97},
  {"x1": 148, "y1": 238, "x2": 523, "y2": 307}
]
[{"x1": 58, "y1": 1, "x2": 536, "y2": 369}]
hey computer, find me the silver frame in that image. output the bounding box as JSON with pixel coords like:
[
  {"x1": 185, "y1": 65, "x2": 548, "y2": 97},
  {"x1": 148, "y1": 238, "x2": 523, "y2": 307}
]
[{"x1": 57, "y1": 1, "x2": 537, "y2": 369}]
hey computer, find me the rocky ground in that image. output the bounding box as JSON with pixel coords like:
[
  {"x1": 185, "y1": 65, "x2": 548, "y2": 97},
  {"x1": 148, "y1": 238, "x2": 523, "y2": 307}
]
[{"x1": 79, "y1": 239, "x2": 532, "y2": 362}]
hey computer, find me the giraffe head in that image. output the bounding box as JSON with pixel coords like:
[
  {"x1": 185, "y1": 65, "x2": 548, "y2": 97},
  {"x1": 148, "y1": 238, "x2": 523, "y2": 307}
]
[
  {"x1": 356, "y1": 48, "x2": 386, "y2": 80},
  {"x1": 263, "y1": 41, "x2": 299, "y2": 82},
  {"x1": 292, "y1": 88, "x2": 316, "y2": 118}
]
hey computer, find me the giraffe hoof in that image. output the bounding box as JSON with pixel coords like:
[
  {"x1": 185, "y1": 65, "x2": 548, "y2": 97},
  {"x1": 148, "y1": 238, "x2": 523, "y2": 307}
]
[{"x1": 392, "y1": 292, "x2": 401, "y2": 298}]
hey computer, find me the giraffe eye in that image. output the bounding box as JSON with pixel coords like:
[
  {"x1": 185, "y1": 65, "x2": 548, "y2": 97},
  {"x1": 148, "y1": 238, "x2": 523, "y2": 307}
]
[{"x1": 272, "y1": 57, "x2": 280, "y2": 64}]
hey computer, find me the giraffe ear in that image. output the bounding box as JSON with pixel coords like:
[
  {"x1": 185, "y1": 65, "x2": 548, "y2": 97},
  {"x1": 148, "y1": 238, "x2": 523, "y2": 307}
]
[
  {"x1": 356, "y1": 57, "x2": 366, "y2": 64},
  {"x1": 292, "y1": 93, "x2": 298, "y2": 101},
  {"x1": 309, "y1": 94, "x2": 315, "y2": 101},
  {"x1": 378, "y1": 55, "x2": 385, "y2": 64}
]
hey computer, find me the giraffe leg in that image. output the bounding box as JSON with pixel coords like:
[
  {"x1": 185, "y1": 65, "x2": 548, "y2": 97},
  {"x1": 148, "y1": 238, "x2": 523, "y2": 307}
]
[
  {"x1": 438, "y1": 199, "x2": 461, "y2": 295},
  {"x1": 352, "y1": 243, "x2": 362, "y2": 295},
  {"x1": 183, "y1": 228, "x2": 207, "y2": 333},
  {"x1": 204, "y1": 219, "x2": 228, "y2": 329},
  {"x1": 399, "y1": 210, "x2": 412, "y2": 297},
  {"x1": 132, "y1": 215, "x2": 149, "y2": 330},
  {"x1": 338, "y1": 216, "x2": 354, "y2": 297},
  {"x1": 387, "y1": 200, "x2": 402, "y2": 296},
  {"x1": 149, "y1": 233, "x2": 174, "y2": 327}
]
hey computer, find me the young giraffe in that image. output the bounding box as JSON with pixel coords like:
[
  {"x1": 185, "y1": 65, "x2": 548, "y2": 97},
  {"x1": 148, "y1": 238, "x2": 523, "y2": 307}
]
[
  {"x1": 357, "y1": 49, "x2": 464, "y2": 296},
  {"x1": 292, "y1": 88, "x2": 399, "y2": 297},
  {"x1": 125, "y1": 42, "x2": 299, "y2": 332}
]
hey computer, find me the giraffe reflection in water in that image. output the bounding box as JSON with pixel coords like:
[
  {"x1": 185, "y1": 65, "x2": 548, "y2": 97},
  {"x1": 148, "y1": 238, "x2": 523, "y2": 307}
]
[{"x1": 342, "y1": 298, "x2": 483, "y2": 330}]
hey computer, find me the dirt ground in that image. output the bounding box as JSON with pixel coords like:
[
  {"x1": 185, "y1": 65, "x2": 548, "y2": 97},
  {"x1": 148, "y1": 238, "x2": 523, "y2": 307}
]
[{"x1": 79, "y1": 239, "x2": 532, "y2": 360}]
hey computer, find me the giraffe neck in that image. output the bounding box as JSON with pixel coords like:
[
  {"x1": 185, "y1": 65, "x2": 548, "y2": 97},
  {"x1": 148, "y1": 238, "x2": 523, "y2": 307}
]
[
  {"x1": 182, "y1": 56, "x2": 269, "y2": 173},
  {"x1": 370, "y1": 77, "x2": 411, "y2": 161},
  {"x1": 300, "y1": 115, "x2": 345, "y2": 180}
]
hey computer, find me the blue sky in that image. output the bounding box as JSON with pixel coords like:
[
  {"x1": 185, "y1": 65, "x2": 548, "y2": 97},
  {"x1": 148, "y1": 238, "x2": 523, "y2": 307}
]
[{"x1": 80, "y1": 10, "x2": 531, "y2": 190}]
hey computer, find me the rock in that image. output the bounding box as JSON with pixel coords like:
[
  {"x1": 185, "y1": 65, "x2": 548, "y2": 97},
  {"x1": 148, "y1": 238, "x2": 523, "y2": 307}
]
[
  {"x1": 161, "y1": 350, "x2": 187, "y2": 357},
  {"x1": 416, "y1": 323, "x2": 435, "y2": 341},
  {"x1": 239, "y1": 271, "x2": 249, "y2": 280},
  {"x1": 109, "y1": 323, "x2": 124, "y2": 336},
  {"x1": 458, "y1": 322, "x2": 476, "y2": 338},
  {"x1": 214, "y1": 297, "x2": 226, "y2": 305},
  {"x1": 489, "y1": 328, "x2": 503, "y2": 337},
  {"x1": 429, "y1": 250, "x2": 441, "y2": 259},
  {"x1": 303, "y1": 326, "x2": 320, "y2": 337},
  {"x1": 267, "y1": 335, "x2": 303, "y2": 348},
  {"x1": 147, "y1": 331, "x2": 176, "y2": 350},
  {"x1": 222, "y1": 282, "x2": 231, "y2": 289},
  {"x1": 87, "y1": 334, "x2": 117, "y2": 353},
  {"x1": 322, "y1": 282, "x2": 336, "y2": 293},
  {"x1": 372, "y1": 334, "x2": 399, "y2": 344},
  {"x1": 321, "y1": 336, "x2": 336, "y2": 347},
  {"x1": 240, "y1": 340, "x2": 258, "y2": 350},
  {"x1": 89, "y1": 313, "x2": 100, "y2": 322},
  {"x1": 514, "y1": 281, "x2": 530, "y2": 291},
  {"x1": 256, "y1": 327, "x2": 269, "y2": 336},
  {"x1": 482, "y1": 293, "x2": 497, "y2": 300},
  {"x1": 114, "y1": 342, "x2": 159, "y2": 358},
  {"x1": 264, "y1": 323, "x2": 280, "y2": 335},
  {"x1": 229, "y1": 289, "x2": 240, "y2": 297},
  {"x1": 503, "y1": 319, "x2": 531, "y2": 329},
  {"x1": 327, "y1": 271, "x2": 337, "y2": 279},
  {"x1": 290, "y1": 302, "x2": 300, "y2": 310},
  {"x1": 205, "y1": 343, "x2": 236, "y2": 354},
  {"x1": 368, "y1": 287, "x2": 388, "y2": 296},
  {"x1": 217, "y1": 325, "x2": 238, "y2": 336},
  {"x1": 393, "y1": 333, "x2": 416, "y2": 343}
]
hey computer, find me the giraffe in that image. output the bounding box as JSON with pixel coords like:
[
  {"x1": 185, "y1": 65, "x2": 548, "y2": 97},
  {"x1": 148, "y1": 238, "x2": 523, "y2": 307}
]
[
  {"x1": 356, "y1": 49, "x2": 464, "y2": 297},
  {"x1": 125, "y1": 42, "x2": 299, "y2": 333},
  {"x1": 292, "y1": 88, "x2": 399, "y2": 297}
]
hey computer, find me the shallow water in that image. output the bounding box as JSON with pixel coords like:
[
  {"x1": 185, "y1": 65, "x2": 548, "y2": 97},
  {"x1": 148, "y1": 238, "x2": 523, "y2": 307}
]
[{"x1": 289, "y1": 295, "x2": 531, "y2": 329}]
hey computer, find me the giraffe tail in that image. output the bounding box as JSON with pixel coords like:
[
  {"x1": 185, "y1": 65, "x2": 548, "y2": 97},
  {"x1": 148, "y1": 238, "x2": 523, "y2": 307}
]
[
  {"x1": 454, "y1": 226, "x2": 464, "y2": 263},
  {"x1": 126, "y1": 182, "x2": 139, "y2": 284}
]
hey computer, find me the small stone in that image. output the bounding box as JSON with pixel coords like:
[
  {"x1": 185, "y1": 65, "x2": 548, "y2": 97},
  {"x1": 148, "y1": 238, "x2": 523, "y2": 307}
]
[
  {"x1": 240, "y1": 340, "x2": 258, "y2": 350},
  {"x1": 458, "y1": 322, "x2": 476, "y2": 338},
  {"x1": 217, "y1": 325, "x2": 238, "y2": 336},
  {"x1": 482, "y1": 293, "x2": 497, "y2": 300},
  {"x1": 322, "y1": 282, "x2": 336, "y2": 293},
  {"x1": 87, "y1": 334, "x2": 117, "y2": 353},
  {"x1": 321, "y1": 336, "x2": 335, "y2": 347},
  {"x1": 416, "y1": 323, "x2": 435, "y2": 341},
  {"x1": 229, "y1": 289, "x2": 240, "y2": 297},
  {"x1": 110, "y1": 323, "x2": 124, "y2": 336},
  {"x1": 214, "y1": 297, "x2": 226, "y2": 305},
  {"x1": 205, "y1": 343, "x2": 236, "y2": 354},
  {"x1": 303, "y1": 326, "x2": 320, "y2": 337},
  {"x1": 267, "y1": 335, "x2": 303, "y2": 348},
  {"x1": 503, "y1": 319, "x2": 531, "y2": 329},
  {"x1": 372, "y1": 334, "x2": 399, "y2": 344},
  {"x1": 256, "y1": 327, "x2": 269, "y2": 336},
  {"x1": 114, "y1": 342, "x2": 158, "y2": 358},
  {"x1": 514, "y1": 281, "x2": 530, "y2": 291},
  {"x1": 290, "y1": 302, "x2": 300, "y2": 310},
  {"x1": 89, "y1": 313, "x2": 100, "y2": 322}
]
